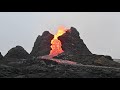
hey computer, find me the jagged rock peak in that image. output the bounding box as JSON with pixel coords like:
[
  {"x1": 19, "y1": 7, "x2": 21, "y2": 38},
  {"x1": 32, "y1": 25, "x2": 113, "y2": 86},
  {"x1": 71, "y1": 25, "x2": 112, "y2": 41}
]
[
  {"x1": 58, "y1": 27, "x2": 92, "y2": 55},
  {"x1": 30, "y1": 31, "x2": 54, "y2": 57},
  {"x1": 69, "y1": 27, "x2": 80, "y2": 37},
  {"x1": 42, "y1": 31, "x2": 53, "y2": 37}
]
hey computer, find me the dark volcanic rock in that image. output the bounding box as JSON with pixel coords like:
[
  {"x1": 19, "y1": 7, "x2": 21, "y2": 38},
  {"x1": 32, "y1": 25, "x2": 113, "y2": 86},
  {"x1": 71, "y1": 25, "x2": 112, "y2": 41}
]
[
  {"x1": 54, "y1": 53, "x2": 120, "y2": 68},
  {"x1": 104, "y1": 55, "x2": 113, "y2": 61},
  {"x1": 4, "y1": 46, "x2": 29, "y2": 59},
  {"x1": 58, "y1": 27, "x2": 92, "y2": 55},
  {"x1": 1, "y1": 27, "x2": 120, "y2": 78},
  {"x1": 30, "y1": 31, "x2": 54, "y2": 57},
  {"x1": 0, "y1": 52, "x2": 3, "y2": 60},
  {"x1": 30, "y1": 27, "x2": 91, "y2": 57},
  {"x1": 93, "y1": 56, "x2": 119, "y2": 67},
  {"x1": 0, "y1": 57, "x2": 120, "y2": 78}
]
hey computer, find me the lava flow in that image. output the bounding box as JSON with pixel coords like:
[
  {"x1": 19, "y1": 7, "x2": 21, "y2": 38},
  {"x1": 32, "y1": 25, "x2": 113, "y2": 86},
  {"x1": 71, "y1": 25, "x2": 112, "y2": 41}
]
[{"x1": 49, "y1": 26, "x2": 67, "y2": 57}]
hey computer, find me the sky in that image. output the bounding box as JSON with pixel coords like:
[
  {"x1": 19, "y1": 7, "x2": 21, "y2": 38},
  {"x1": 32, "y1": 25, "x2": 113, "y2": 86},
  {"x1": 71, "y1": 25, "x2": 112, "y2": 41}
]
[{"x1": 0, "y1": 12, "x2": 120, "y2": 59}]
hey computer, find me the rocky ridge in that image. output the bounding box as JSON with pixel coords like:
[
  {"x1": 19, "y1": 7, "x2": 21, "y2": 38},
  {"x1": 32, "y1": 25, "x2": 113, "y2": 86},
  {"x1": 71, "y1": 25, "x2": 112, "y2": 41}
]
[{"x1": 4, "y1": 46, "x2": 30, "y2": 59}]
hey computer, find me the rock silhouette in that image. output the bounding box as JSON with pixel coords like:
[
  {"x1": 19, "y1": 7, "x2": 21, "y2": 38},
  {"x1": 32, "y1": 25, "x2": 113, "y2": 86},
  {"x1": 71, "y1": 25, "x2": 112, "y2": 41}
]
[
  {"x1": 4, "y1": 46, "x2": 29, "y2": 59},
  {"x1": 58, "y1": 27, "x2": 92, "y2": 55},
  {"x1": 30, "y1": 31, "x2": 54, "y2": 57},
  {"x1": 0, "y1": 52, "x2": 3, "y2": 60}
]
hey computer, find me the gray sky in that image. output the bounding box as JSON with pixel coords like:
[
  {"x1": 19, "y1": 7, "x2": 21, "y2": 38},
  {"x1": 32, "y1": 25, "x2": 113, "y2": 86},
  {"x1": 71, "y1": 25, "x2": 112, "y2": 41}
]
[{"x1": 0, "y1": 12, "x2": 120, "y2": 59}]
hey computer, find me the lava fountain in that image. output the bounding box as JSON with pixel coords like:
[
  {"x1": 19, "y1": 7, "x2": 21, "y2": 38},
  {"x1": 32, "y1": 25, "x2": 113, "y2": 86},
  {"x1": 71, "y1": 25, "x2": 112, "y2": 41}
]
[{"x1": 49, "y1": 26, "x2": 67, "y2": 57}]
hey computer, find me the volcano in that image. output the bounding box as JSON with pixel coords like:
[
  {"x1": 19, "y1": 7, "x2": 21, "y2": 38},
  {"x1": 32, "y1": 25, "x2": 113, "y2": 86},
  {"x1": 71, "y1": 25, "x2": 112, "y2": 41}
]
[
  {"x1": 1, "y1": 27, "x2": 120, "y2": 78},
  {"x1": 30, "y1": 27, "x2": 92, "y2": 57}
]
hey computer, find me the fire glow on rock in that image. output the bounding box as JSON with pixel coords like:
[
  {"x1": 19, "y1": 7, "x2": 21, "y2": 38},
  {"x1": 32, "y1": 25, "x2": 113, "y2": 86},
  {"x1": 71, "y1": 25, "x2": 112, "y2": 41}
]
[{"x1": 49, "y1": 26, "x2": 67, "y2": 57}]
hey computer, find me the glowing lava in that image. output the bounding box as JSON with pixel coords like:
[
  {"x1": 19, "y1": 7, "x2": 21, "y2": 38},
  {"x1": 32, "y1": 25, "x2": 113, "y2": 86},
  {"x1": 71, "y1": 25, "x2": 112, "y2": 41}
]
[{"x1": 49, "y1": 26, "x2": 67, "y2": 57}]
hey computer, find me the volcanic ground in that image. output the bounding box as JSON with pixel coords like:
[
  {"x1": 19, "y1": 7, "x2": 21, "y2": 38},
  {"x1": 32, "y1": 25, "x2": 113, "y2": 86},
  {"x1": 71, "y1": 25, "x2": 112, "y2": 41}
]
[{"x1": 0, "y1": 27, "x2": 120, "y2": 78}]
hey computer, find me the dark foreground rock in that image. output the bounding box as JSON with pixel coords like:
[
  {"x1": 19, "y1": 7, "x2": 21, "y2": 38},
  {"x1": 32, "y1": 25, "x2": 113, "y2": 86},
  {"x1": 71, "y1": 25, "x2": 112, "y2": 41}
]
[
  {"x1": 54, "y1": 53, "x2": 120, "y2": 68},
  {"x1": 0, "y1": 52, "x2": 3, "y2": 60},
  {"x1": 0, "y1": 57, "x2": 120, "y2": 78},
  {"x1": 4, "y1": 46, "x2": 30, "y2": 59}
]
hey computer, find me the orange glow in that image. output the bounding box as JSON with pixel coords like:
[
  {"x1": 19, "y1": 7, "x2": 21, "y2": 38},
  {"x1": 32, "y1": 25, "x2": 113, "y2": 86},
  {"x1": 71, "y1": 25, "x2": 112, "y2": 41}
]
[{"x1": 49, "y1": 26, "x2": 67, "y2": 57}]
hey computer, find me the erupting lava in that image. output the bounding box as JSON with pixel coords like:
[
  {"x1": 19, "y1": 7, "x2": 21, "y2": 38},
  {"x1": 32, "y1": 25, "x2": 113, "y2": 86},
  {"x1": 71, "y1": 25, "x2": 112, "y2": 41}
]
[{"x1": 49, "y1": 26, "x2": 67, "y2": 57}]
